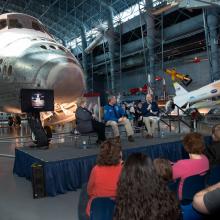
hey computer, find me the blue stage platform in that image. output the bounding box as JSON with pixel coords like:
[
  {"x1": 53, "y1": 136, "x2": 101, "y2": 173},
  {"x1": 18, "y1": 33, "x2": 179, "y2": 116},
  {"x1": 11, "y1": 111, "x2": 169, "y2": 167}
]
[{"x1": 13, "y1": 136, "x2": 212, "y2": 197}]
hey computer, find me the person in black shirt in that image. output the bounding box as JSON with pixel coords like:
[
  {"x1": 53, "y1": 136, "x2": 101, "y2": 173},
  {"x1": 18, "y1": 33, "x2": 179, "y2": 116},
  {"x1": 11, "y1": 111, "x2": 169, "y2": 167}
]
[
  {"x1": 205, "y1": 124, "x2": 220, "y2": 166},
  {"x1": 133, "y1": 101, "x2": 143, "y2": 127},
  {"x1": 75, "y1": 97, "x2": 106, "y2": 144},
  {"x1": 141, "y1": 94, "x2": 159, "y2": 138},
  {"x1": 193, "y1": 182, "x2": 220, "y2": 218}
]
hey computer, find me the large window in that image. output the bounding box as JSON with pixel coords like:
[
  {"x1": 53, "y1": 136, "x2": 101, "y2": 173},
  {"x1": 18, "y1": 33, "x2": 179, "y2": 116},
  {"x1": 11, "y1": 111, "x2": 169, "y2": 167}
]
[
  {"x1": 32, "y1": 21, "x2": 43, "y2": 32},
  {"x1": 0, "y1": 19, "x2": 7, "y2": 30},
  {"x1": 8, "y1": 19, "x2": 23, "y2": 29}
]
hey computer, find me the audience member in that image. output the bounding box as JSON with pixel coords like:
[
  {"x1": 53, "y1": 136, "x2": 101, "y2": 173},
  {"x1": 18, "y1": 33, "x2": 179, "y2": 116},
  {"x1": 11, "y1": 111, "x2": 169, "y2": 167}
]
[
  {"x1": 153, "y1": 158, "x2": 173, "y2": 182},
  {"x1": 14, "y1": 115, "x2": 21, "y2": 127},
  {"x1": 121, "y1": 103, "x2": 128, "y2": 117},
  {"x1": 193, "y1": 182, "x2": 220, "y2": 217},
  {"x1": 8, "y1": 116, "x2": 13, "y2": 126},
  {"x1": 172, "y1": 132, "x2": 209, "y2": 200},
  {"x1": 75, "y1": 97, "x2": 106, "y2": 144},
  {"x1": 125, "y1": 104, "x2": 135, "y2": 126},
  {"x1": 165, "y1": 97, "x2": 175, "y2": 114},
  {"x1": 114, "y1": 153, "x2": 181, "y2": 220},
  {"x1": 133, "y1": 101, "x2": 143, "y2": 126},
  {"x1": 104, "y1": 95, "x2": 134, "y2": 142},
  {"x1": 205, "y1": 124, "x2": 220, "y2": 166},
  {"x1": 86, "y1": 140, "x2": 123, "y2": 217},
  {"x1": 141, "y1": 94, "x2": 159, "y2": 138}
]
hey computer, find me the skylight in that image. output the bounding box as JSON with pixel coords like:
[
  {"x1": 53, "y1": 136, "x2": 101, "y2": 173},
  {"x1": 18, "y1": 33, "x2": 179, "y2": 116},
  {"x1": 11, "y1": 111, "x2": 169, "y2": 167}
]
[{"x1": 66, "y1": 0, "x2": 176, "y2": 50}]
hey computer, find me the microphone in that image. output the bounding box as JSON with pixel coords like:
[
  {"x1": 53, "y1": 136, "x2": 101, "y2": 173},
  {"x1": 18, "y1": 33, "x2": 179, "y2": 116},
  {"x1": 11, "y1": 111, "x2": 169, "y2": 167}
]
[{"x1": 147, "y1": 104, "x2": 152, "y2": 111}]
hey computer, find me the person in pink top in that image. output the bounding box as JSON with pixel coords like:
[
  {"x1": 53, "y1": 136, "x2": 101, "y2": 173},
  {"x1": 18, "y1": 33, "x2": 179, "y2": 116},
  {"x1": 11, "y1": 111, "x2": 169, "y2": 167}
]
[
  {"x1": 172, "y1": 132, "x2": 209, "y2": 200},
  {"x1": 86, "y1": 139, "x2": 123, "y2": 217}
]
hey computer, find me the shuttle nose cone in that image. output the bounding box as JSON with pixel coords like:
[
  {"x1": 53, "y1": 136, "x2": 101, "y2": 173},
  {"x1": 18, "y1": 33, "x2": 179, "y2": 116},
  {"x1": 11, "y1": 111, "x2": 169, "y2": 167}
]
[{"x1": 47, "y1": 61, "x2": 85, "y2": 103}]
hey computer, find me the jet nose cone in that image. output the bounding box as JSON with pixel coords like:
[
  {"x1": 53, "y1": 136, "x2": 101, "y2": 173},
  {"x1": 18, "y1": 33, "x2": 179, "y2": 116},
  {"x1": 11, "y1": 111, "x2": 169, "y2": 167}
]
[{"x1": 47, "y1": 61, "x2": 85, "y2": 103}]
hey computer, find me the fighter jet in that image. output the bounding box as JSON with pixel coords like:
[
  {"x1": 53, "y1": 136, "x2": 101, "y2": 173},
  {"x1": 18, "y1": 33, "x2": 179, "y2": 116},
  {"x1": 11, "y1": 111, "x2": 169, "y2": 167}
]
[{"x1": 0, "y1": 13, "x2": 85, "y2": 146}]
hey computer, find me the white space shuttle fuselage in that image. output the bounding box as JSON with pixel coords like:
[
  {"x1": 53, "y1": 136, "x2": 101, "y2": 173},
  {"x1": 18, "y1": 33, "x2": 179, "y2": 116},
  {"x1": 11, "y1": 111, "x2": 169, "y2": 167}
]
[
  {"x1": 0, "y1": 13, "x2": 85, "y2": 124},
  {"x1": 173, "y1": 80, "x2": 220, "y2": 108}
]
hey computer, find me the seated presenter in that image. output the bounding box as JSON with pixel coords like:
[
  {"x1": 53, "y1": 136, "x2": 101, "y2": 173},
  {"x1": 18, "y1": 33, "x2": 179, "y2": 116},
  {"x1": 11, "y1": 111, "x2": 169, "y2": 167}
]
[
  {"x1": 104, "y1": 95, "x2": 134, "y2": 142},
  {"x1": 75, "y1": 97, "x2": 106, "y2": 144},
  {"x1": 141, "y1": 94, "x2": 159, "y2": 138}
]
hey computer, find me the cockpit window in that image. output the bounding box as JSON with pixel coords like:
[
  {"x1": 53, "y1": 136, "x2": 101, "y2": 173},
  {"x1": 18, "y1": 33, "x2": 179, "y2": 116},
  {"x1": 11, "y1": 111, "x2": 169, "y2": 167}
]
[
  {"x1": 32, "y1": 21, "x2": 44, "y2": 32},
  {"x1": 9, "y1": 19, "x2": 23, "y2": 29},
  {"x1": 0, "y1": 19, "x2": 7, "y2": 30}
]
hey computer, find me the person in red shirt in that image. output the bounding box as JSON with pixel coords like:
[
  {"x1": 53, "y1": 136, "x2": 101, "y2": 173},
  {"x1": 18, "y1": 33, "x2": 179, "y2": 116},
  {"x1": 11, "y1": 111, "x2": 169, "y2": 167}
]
[
  {"x1": 172, "y1": 132, "x2": 209, "y2": 200},
  {"x1": 86, "y1": 139, "x2": 123, "y2": 217}
]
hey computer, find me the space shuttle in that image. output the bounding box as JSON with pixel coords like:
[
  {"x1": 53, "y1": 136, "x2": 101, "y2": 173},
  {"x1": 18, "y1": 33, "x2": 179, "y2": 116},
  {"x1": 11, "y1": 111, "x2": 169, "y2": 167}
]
[
  {"x1": 173, "y1": 80, "x2": 220, "y2": 108},
  {"x1": 0, "y1": 13, "x2": 85, "y2": 146}
]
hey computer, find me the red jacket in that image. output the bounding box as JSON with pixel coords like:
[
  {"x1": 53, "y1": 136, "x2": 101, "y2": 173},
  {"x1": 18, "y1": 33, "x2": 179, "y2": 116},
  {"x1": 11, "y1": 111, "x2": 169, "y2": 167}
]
[{"x1": 86, "y1": 164, "x2": 122, "y2": 216}]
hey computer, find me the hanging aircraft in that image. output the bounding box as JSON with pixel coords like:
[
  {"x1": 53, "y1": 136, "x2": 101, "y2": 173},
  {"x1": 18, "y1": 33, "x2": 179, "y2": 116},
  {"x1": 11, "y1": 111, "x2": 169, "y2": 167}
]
[
  {"x1": 172, "y1": 81, "x2": 220, "y2": 112},
  {"x1": 165, "y1": 68, "x2": 192, "y2": 86},
  {"x1": 0, "y1": 13, "x2": 85, "y2": 146}
]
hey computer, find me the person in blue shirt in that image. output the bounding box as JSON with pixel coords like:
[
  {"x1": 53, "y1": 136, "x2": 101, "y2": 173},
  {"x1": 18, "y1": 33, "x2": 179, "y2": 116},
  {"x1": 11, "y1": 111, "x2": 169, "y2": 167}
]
[
  {"x1": 104, "y1": 95, "x2": 134, "y2": 142},
  {"x1": 141, "y1": 94, "x2": 159, "y2": 138}
]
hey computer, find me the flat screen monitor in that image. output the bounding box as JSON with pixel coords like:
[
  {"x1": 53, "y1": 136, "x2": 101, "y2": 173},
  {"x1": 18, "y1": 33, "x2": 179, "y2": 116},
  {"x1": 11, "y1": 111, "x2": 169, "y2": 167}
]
[{"x1": 20, "y1": 89, "x2": 54, "y2": 112}]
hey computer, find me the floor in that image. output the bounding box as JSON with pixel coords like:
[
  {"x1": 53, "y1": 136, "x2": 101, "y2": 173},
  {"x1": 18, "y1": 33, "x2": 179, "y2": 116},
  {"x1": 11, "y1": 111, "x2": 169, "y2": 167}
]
[
  {"x1": 0, "y1": 120, "x2": 212, "y2": 220},
  {"x1": 0, "y1": 124, "x2": 81, "y2": 220}
]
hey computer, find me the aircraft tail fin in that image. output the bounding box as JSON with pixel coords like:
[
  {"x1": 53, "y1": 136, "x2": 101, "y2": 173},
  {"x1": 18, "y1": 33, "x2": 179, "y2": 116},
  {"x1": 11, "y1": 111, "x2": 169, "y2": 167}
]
[{"x1": 173, "y1": 82, "x2": 188, "y2": 96}]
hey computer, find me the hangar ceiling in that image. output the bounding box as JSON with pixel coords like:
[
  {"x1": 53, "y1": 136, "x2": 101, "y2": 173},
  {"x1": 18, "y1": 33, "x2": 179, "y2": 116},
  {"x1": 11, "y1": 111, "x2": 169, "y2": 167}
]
[{"x1": 0, "y1": 0, "x2": 141, "y2": 42}]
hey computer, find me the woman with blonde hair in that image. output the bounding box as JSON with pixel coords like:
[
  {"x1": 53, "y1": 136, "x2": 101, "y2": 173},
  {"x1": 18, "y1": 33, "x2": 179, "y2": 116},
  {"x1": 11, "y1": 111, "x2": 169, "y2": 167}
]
[{"x1": 75, "y1": 96, "x2": 106, "y2": 143}]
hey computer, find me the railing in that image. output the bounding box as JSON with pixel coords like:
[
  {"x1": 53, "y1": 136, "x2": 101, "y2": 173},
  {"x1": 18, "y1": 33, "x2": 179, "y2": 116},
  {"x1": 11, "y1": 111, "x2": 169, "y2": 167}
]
[{"x1": 159, "y1": 104, "x2": 192, "y2": 133}]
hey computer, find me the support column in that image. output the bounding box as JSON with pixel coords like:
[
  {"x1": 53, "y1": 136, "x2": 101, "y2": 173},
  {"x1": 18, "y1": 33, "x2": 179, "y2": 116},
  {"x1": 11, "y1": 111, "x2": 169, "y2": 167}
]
[
  {"x1": 101, "y1": 2, "x2": 118, "y2": 93},
  {"x1": 206, "y1": 8, "x2": 220, "y2": 81},
  {"x1": 145, "y1": 0, "x2": 155, "y2": 93},
  {"x1": 80, "y1": 25, "x2": 89, "y2": 90}
]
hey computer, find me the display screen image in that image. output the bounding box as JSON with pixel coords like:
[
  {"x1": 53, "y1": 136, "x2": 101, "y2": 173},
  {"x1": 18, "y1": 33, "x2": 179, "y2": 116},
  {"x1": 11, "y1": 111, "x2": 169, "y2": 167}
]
[
  {"x1": 31, "y1": 92, "x2": 45, "y2": 108},
  {"x1": 20, "y1": 89, "x2": 54, "y2": 112}
]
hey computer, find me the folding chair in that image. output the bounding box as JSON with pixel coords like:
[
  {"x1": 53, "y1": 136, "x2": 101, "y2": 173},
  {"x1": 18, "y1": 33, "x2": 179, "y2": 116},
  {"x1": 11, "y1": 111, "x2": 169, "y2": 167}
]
[
  {"x1": 181, "y1": 203, "x2": 204, "y2": 220},
  {"x1": 90, "y1": 197, "x2": 115, "y2": 220},
  {"x1": 181, "y1": 173, "x2": 208, "y2": 204},
  {"x1": 207, "y1": 165, "x2": 220, "y2": 186}
]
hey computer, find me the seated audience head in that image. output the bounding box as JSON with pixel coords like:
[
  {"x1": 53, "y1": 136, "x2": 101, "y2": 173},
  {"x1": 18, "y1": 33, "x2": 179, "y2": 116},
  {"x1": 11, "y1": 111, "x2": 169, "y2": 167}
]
[
  {"x1": 183, "y1": 132, "x2": 205, "y2": 156},
  {"x1": 212, "y1": 124, "x2": 220, "y2": 142},
  {"x1": 137, "y1": 101, "x2": 142, "y2": 108},
  {"x1": 114, "y1": 153, "x2": 181, "y2": 220},
  {"x1": 108, "y1": 95, "x2": 117, "y2": 105},
  {"x1": 97, "y1": 139, "x2": 122, "y2": 166},
  {"x1": 121, "y1": 103, "x2": 126, "y2": 111},
  {"x1": 153, "y1": 158, "x2": 172, "y2": 182},
  {"x1": 146, "y1": 93, "x2": 153, "y2": 102},
  {"x1": 76, "y1": 97, "x2": 87, "y2": 108}
]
